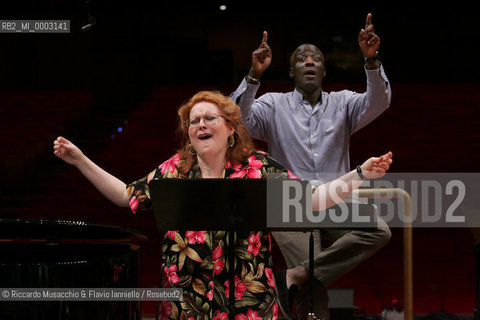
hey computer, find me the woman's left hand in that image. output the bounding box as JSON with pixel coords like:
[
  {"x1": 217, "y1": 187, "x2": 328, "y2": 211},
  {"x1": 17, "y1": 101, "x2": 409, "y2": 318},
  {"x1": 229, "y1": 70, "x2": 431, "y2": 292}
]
[{"x1": 360, "y1": 151, "x2": 393, "y2": 180}]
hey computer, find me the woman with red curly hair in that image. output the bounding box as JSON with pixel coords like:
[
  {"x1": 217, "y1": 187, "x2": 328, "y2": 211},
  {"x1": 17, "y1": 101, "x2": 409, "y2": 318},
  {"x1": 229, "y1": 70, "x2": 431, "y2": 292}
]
[{"x1": 54, "y1": 90, "x2": 392, "y2": 320}]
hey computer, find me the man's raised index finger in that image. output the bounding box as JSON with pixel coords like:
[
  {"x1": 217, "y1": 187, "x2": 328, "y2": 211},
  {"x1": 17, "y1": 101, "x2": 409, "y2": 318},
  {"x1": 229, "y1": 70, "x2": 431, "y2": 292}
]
[
  {"x1": 365, "y1": 13, "x2": 372, "y2": 28},
  {"x1": 261, "y1": 31, "x2": 268, "y2": 44}
]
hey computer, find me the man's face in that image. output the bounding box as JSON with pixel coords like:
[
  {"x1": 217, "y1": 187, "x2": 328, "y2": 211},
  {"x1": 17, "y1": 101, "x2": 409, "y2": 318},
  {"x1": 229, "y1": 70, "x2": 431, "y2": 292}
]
[{"x1": 290, "y1": 44, "x2": 325, "y2": 93}]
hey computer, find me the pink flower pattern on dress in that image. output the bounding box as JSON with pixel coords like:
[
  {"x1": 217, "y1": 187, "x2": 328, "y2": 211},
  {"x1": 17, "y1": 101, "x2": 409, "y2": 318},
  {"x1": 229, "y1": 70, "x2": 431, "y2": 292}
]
[
  {"x1": 157, "y1": 301, "x2": 172, "y2": 320},
  {"x1": 212, "y1": 245, "x2": 225, "y2": 275},
  {"x1": 235, "y1": 309, "x2": 263, "y2": 320},
  {"x1": 247, "y1": 233, "x2": 261, "y2": 256},
  {"x1": 213, "y1": 311, "x2": 229, "y2": 320},
  {"x1": 272, "y1": 303, "x2": 279, "y2": 320},
  {"x1": 225, "y1": 161, "x2": 243, "y2": 171},
  {"x1": 228, "y1": 156, "x2": 263, "y2": 179},
  {"x1": 129, "y1": 196, "x2": 139, "y2": 214},
  {"x1": 265, "y1": 268, "x2": 275, "y2": 289},
  {"x1": 185, "y1": 231, "x2": 207, "y2": 244},
  {"x1": 213, "y1": 258, "x2": 225, "y2": 275},
  {"x1": 287, "y1": 169, "x2": 300, "y2": 179},
  {"x1": 159, "y1": 153, "x2": 180, "y2": 175},
  {"x1": 212, "y1": 245, "x2": 223, "y2": 260},
  {"x1": 164, "y1": 265, "x2": 180, "y2": 285},
  {"x1": 224, "y1": 276, "x2": 247, "y2": 300},
  {"x1": 206, "y1": 281, "x2": 214, "y2": 301},
  {"x1": 166, "y1": 231, "x2": 178, "y2": 241}
]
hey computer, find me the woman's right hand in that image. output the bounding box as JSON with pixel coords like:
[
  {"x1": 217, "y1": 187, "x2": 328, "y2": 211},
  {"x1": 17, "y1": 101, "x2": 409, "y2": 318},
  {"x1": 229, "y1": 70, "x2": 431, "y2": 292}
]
[
  {"x1": 53, "y1": 136, "x2": 85, "y2": 166},
  {"x1": 53, "y1": 136, "x2": 129, "y2": 207}
]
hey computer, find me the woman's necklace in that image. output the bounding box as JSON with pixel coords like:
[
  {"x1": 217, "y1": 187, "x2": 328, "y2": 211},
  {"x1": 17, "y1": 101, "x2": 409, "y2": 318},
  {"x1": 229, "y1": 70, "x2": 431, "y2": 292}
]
[
  {"x1": 198, "y1": 163, "x2": 212, "y2": 176},
  {"x1": 197, "y1": 158, "x2": 224, "y2": 177}
]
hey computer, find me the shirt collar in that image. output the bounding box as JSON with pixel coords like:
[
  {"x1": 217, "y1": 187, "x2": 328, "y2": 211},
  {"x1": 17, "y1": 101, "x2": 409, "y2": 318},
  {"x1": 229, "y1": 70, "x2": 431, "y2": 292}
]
[
  {"x1": 293, "y1": 88, "x2": 326, "y2": 115},
  {"x1": 293, "y1": 88, "x2": 305, "y2": 103},
  {"x1": 293, "y1": 88, "x2": 324, "y2": 105}
]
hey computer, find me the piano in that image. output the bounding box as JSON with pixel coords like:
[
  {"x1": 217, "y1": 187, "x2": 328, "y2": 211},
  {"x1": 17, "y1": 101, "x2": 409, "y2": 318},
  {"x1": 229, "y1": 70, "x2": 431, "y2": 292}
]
[{"x1": 0, "y1": 219, "x2": 148, "y2": 320}]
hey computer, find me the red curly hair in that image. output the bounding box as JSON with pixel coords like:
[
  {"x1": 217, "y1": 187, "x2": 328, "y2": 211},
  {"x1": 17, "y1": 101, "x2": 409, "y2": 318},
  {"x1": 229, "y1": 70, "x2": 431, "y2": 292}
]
[{"x1": 176, "y1": 91, "x2": 255, "y2": 174}]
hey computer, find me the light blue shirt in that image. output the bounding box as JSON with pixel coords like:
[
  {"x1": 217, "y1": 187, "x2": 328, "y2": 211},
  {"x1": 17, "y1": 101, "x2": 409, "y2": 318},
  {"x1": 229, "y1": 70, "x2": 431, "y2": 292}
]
[{"x1": 230, "y1": 65, "x2": 391, "y2": 185}]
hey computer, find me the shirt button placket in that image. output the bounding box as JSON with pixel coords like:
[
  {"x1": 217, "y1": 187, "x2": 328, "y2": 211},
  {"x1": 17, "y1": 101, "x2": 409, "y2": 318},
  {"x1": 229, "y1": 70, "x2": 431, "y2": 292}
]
[{"x1": 309, "y1": 115, "x2": 319, "y2": 176}]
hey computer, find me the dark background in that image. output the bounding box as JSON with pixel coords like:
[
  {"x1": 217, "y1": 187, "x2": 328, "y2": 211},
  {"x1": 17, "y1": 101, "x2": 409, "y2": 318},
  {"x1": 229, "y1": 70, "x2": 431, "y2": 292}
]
[
  {"x1": 0, "y1": 1, "x2": 479, "y2": 316},
  {"x1": 1, "y1": 1, "x2": 478, "y2": 196},
  {"x1": 1, "y1": 2, "x2": 478, "y2": 88}
]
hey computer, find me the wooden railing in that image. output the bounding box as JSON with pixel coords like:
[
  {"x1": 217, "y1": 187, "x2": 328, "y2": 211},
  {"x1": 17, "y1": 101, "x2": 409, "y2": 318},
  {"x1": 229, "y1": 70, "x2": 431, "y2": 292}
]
[{"x1": 353, "y1": 188, "x2": 413, "y2": 320}]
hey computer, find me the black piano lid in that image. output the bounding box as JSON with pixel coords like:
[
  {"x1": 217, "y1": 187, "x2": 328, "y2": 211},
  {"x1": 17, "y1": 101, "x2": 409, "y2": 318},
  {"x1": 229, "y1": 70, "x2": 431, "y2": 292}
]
[{"x1": 0, "y1": 219, "x2": 148, "y2": 244}]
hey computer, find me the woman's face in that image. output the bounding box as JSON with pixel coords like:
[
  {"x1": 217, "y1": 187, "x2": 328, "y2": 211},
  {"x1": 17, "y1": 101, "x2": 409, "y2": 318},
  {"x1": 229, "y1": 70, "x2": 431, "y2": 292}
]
[{"x1": 188, "y1": 102, "x2": 234, "y2": 160}]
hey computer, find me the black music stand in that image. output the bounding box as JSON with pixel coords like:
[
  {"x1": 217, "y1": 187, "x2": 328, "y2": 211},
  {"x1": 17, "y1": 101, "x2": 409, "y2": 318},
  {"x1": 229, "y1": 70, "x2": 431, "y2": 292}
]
[
  {"x1": 149, "y1": 178, "x2": 377, "y2": 320},
  {"x1": 149, "y1": 178, "x2": 269, "y2": 232},
  {"x1": 150, "y1": 178, "x2": 271, "y2": 320}
]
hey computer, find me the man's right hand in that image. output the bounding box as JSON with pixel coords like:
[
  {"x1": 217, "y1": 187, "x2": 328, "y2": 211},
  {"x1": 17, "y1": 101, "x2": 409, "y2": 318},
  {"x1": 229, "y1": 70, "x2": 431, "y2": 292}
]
[{"x1": 249, "y1": 31, "x2": 272, "y2": 80}]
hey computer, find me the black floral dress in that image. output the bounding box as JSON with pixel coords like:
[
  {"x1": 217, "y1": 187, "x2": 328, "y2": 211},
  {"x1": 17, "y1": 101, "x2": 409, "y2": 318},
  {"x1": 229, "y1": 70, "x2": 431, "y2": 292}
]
[{"x1": 126, "y1": 151, "x2": 298, "y2": 320}]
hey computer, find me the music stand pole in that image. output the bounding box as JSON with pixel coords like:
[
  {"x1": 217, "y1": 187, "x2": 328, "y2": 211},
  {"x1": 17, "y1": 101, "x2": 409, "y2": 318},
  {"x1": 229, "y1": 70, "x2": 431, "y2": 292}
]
[{"x1": 308, "y1": 231, "x2": 316, "y2": 319}]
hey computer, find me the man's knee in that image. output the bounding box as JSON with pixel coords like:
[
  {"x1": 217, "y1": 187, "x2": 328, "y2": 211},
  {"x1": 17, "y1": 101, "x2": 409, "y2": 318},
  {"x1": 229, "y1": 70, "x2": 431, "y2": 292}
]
[
  {"x1": 374, "y1": 220, "x2": 392, "y2": 249},
  {"x1": 358, "y1": 219, "x2": 392, "y2": 251}
]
